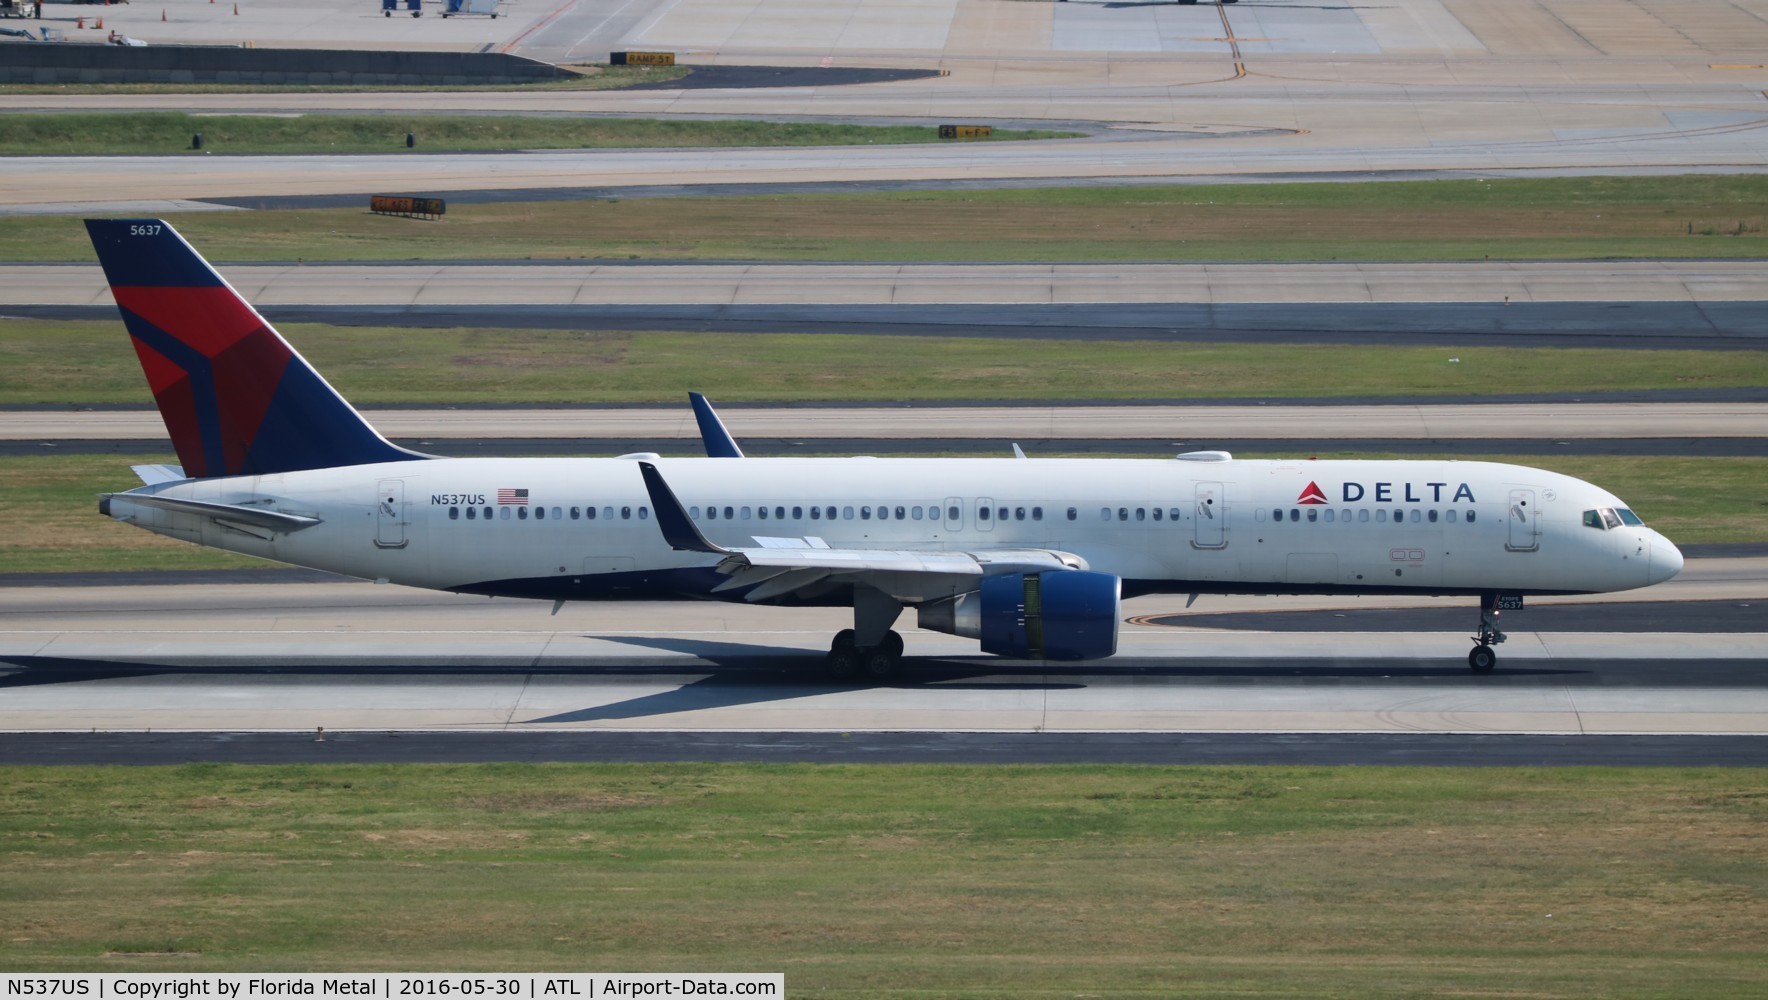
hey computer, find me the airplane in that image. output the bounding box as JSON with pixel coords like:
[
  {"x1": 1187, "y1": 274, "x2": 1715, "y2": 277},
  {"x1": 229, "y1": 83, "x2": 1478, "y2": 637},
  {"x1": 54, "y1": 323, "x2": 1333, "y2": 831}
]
[{"x1": 85, "y1": 219, "x2": 1684, "y2": 678}]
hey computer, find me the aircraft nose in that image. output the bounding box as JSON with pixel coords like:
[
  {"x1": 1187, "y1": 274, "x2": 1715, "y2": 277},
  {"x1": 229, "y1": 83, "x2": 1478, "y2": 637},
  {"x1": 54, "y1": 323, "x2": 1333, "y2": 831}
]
[{"x1": 1647, "y1": 533, "x2": 1684, "y2": 586}]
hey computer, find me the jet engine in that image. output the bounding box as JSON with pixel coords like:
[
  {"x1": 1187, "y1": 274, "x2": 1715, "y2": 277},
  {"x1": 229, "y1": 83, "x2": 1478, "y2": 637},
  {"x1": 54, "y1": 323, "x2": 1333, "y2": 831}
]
[{"x1": 918, "y1": 571, "x2": 1120, "y2": 660}]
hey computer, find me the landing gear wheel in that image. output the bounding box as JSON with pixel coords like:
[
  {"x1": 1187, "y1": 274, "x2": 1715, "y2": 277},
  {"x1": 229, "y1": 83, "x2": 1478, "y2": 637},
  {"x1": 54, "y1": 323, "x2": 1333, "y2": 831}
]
[
  {"x1": 1468, "y1": 644, "x2": 1496, "y2": 673},
  {"x1": 861, "y1": 646, "x2": 899, "y2": 681},
  {"x1": 880, "y1": 630, "x2": 904, "y2": 659},
  {"x1": 826, "y1": 645, "x2": 860, "y2": 681},
  {"x1": 832, "y1": 629, "x2": 856, "y2": 651}
]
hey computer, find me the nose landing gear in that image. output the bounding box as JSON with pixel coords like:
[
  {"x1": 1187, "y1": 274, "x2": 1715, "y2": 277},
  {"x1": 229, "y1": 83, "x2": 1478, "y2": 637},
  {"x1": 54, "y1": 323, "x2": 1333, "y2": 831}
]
[{"x1": 1469, "y1": 591, "x2": 1510, "y2": 673}]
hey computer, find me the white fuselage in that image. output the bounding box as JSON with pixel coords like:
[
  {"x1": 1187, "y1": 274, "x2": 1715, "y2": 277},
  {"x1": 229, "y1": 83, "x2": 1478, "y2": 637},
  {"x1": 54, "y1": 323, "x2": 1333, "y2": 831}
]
[{"x1": 109, "y1": 455, "x2": 1683, "y2": 603}]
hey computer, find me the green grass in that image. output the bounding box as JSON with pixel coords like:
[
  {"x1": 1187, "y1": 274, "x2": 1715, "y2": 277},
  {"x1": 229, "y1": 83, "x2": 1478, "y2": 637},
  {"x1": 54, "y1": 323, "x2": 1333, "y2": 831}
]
[
  {"x1": 2, "y1": 175, "x2": 1764, "y2": 262},
  {"x1": 0, "y1": 112, "x2": 1077, "y2": 156},
  {"x1": 2, "y1": 453, "x2": 1760, "y2": 574},
  {"x1": 5, "y1": 319, "x2": 1764, "y2": 405},
  {"x1": 1, "y1": 764, "x2": 1763, "y2": 996}
]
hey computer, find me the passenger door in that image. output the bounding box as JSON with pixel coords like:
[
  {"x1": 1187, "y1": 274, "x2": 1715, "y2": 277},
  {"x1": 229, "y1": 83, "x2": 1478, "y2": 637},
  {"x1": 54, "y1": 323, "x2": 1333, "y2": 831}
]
[
  {"x1": 1192, "y1": 482, "x2": 1226, "y2": 549},
  {"x1": 1506, "y1": 488, "x2": 1540, "y2": 552},
  {"x1": 375, "y1": 479, "x2": 408, "y2": 549}
]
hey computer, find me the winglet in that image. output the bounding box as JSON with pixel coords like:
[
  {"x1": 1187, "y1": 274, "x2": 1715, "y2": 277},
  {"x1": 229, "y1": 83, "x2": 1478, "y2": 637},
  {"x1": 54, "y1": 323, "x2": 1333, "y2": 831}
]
[
  {"x1": 689, "y1": 392, "x2": 744, "y2": 458},
  {"x1": 637, "y1": 462, "x2": 728, "y2": 554}
]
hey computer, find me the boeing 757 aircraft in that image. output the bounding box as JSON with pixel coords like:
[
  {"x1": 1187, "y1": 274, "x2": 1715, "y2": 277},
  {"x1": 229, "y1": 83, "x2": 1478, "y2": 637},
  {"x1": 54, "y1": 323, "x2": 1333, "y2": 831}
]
[{"x1": 85, "y1": 220, "x2": 1683, "y2": 677}]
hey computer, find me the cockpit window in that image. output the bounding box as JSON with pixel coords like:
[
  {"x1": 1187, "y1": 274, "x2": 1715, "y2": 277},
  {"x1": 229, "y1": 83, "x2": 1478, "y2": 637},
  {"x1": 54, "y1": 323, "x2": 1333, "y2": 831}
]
[
  {"x1": 1602, "y1": 508, "x2": 1622, "y2": 529},
  {"x1": 1583, "y1": 509, "x2": 1604, "y2": 529},
  {"x1": 1616, "y1": 508, "x2": 1644, "y2": 526},
  {"x1": 1585, "y1": 508, "x2": 1625, "y2": 530}
]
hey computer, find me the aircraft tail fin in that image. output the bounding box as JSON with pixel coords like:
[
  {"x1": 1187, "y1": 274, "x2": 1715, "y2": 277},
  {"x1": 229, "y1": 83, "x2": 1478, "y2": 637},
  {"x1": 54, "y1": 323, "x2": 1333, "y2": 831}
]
[{"x1": 84, "y1": 219, "x2": 427, "y2": 478}]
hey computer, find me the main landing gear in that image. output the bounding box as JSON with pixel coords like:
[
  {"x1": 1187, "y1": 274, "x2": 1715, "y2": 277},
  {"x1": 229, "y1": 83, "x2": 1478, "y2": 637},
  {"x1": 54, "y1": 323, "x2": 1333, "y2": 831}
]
[
  {"x1": 826, "y1": 628, "x2": 905, "y2": 681},
  {"x1": 826, "y1": 586, "x2": 906, "y2": 681},
  {"x1": 1469, "y1": 591, "x2": 1509, "y2": 673}
]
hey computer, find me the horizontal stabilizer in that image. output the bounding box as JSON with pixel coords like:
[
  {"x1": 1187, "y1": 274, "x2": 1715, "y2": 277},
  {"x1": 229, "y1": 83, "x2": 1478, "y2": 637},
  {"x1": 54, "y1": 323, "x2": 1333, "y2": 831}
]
[
  {"x1": 131, "y1": 464, "x2": 187, "y2": 486},
  {"x1": 105, "y1": 492, "x2": 321, "y2": 532}
]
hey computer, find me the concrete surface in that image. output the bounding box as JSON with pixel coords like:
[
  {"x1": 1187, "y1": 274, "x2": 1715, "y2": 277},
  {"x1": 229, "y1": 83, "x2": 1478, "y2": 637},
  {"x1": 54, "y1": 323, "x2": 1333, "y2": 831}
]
[
  {"x1": 1, "y1": 562, "x2": 1763, "y2": 734},
  {"x1": 6, "y1": 402, "x2": 1766, "y2": 442},
  {"x1": 7, "y1": 260, "x2": 1766, "y2": 307}
]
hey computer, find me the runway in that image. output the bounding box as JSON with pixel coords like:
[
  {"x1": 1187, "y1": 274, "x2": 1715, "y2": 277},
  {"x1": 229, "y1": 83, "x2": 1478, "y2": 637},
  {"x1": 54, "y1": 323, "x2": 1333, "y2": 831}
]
[{"x1": 2, "y1": 562, "x2": 1763, "y2": 743}]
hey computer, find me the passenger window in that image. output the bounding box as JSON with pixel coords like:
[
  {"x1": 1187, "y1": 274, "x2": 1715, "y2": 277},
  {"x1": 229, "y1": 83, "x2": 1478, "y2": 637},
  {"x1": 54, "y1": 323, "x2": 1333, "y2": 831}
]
[
  {"x1": 587, "y1": 506, "x2": 598, "y2": 520},
  {"x1": 1307, "y1": 508, "x2": 1317, "y2": 522},
  {"x1": 1359, "y1": 509, "x2": 1369, "y2": 523},
  {"x1": 1376, "y1": 509, "x2": 1387, "y2": 523},
  {"x1": 741, "y1": 507, "x2": 751, "y2": 520},
  {"x1": 1100, "y1": 507, "x2": 1110, "y2": 521},
  {"x1": 1255, "y1": 508, "x2": 1266, "y2": 523},
  {"x1": 1289, "y1": 509, "x2": 1299, "y2": 522},
  {"x1": 1272, "y1": 507, "x2": 1283, "y2": 521},
  {"x1": 1135, "y1": 508, "x2": 1146, "y2": 521},
  {"x1": 1340, "y1": 509, "x2": 1350, "y2": 522},
  {"x1": 825, "y1": 506, "x2": 836, "y2": 520},
  {"x1": 1032, "y1": 507, "x2": 1042, "y2": 521},
  {"x1": 757, "y1": 506, "x2": 768, "y2": 520},
  {"x1": 518, "y1": 507, "x2": 528, "y2": 520},
  {"x1": 1169, "y1": 508, "x2": 1180, "y2": 521},
  {"x1": 449, "y1": 507, "x2": 459, "y2": 520},
  {"x1": 1118, "y1": 508, "x2": 1129, "y2": 521},
  {"x1": 794, "y1": 506, "x2": 804, "y2": 520},
  {"x1": 639, "y1": 507, "x2": 649, "y2": 520},
  {"x1": 707, "y1": 506, "x2": 717, "y2": 520},
  {"x1": 1323, "y1": 509, "x2": 1335, "y2": 523},
  {"x1": 1067, "y1": 507, "x2": 1077, "y2": 520},
  {"x1": 810, "y1": 506, "x2": 821, "y2": 520},
  {"x1": 721, "y1": 506, "x2": 733, "y2": 520},
  {"x1": 500, "y1": 507, "x2": 511, "y2": 520},
  {"x1": 1410, "y1": 509, "x2": 1421, "y2": 523},
  {"x1": 535, "y1": 507, "x2": 545, "y2": 520},
  {"x1": 621, "y1": 506, "x2": 631, "y2": 519},
  {"x1": 949, "y1": 506, "x2": 961, "y2": 521},
  {"x1": 466, "y1": 507, "x2": 476, "y2": 520},
  {"x1": 570, "y1": 506, "x2": 580, "y2": 520},
  {"x1": 1428, "y1": 509, "x2": 1438, "y2": 523},
  {"x1": 896, "y1": 506, "x2": 907, "y2": 520},
  {"x1": 1467, "y1": 510, "x2": 1476, "y2": 523},
  {"x1": 553, "y1": 507, "x2": 562, "y2": 520},
  {"x1": 775, "y1": 506, "x2": 785, "y2": 520},
  {"x1": 912, "y1": 506, "x2": 923, "y2": 520},
  {"x1": 1446, "y1": 509, "x2": 1458, "y2": 523},
  {"x1": 602, "y1": 507, "x2": 613, "y2": 521},
  {"x1": 860, "y1": 506, "x2": 870, "y2": 520},
  {"x1": 1152, "y1": 507, "x2": 1163, "y2": 521},
  {"x1": 980, "y1": 507, "x2": 991, "y2": 521}
]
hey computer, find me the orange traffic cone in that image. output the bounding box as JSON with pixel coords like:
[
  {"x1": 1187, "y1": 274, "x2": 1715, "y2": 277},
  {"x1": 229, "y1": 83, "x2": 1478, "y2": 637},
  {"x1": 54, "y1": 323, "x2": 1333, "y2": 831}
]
[
  {"x1": 94, "y1": 16, "x2": 103, "y2": 28},
  {"x1": 75, "y1": 15, "x2": 83, "y2": 27}
]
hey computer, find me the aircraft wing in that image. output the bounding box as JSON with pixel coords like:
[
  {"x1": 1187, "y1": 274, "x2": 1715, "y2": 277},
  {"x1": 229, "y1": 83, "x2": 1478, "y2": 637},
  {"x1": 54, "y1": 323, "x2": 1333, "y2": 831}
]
[{"x1": 638, "y1": 462, "x2": 1084, "y2": 602}]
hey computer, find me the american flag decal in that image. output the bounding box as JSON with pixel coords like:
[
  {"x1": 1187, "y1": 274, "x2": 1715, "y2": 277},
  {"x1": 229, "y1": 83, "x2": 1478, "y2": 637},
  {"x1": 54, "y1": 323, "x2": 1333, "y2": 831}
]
[{"x1": 497, "y1": 488, "x2": 529, "y2": 505}]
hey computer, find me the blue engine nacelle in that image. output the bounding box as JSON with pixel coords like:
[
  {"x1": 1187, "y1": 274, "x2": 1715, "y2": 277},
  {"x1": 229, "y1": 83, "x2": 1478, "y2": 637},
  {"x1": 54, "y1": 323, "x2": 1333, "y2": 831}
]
[{"x1": 978, "y1": 571, "x2": 1120, "y2": 660}]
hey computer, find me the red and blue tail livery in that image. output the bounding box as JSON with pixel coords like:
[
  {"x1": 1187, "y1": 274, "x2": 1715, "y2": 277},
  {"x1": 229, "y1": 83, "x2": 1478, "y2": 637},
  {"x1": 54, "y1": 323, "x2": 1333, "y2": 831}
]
[{"x1": 85, "y1": 219, "x2": 426, "y2": 478}]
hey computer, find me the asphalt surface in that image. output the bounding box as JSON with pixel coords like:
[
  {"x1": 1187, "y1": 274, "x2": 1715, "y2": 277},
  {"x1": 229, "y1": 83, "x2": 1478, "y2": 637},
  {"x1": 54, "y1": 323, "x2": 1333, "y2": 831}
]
[
  {"x1": 2, "y1": 730, "x2": 1762, "y2": 767},
  {"x1": 1147, "y1": 600, "x2": 1768, "y2": 635},
  {"x1": 20, "y1": 301, "x2": 1758, "y2": 350}
]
